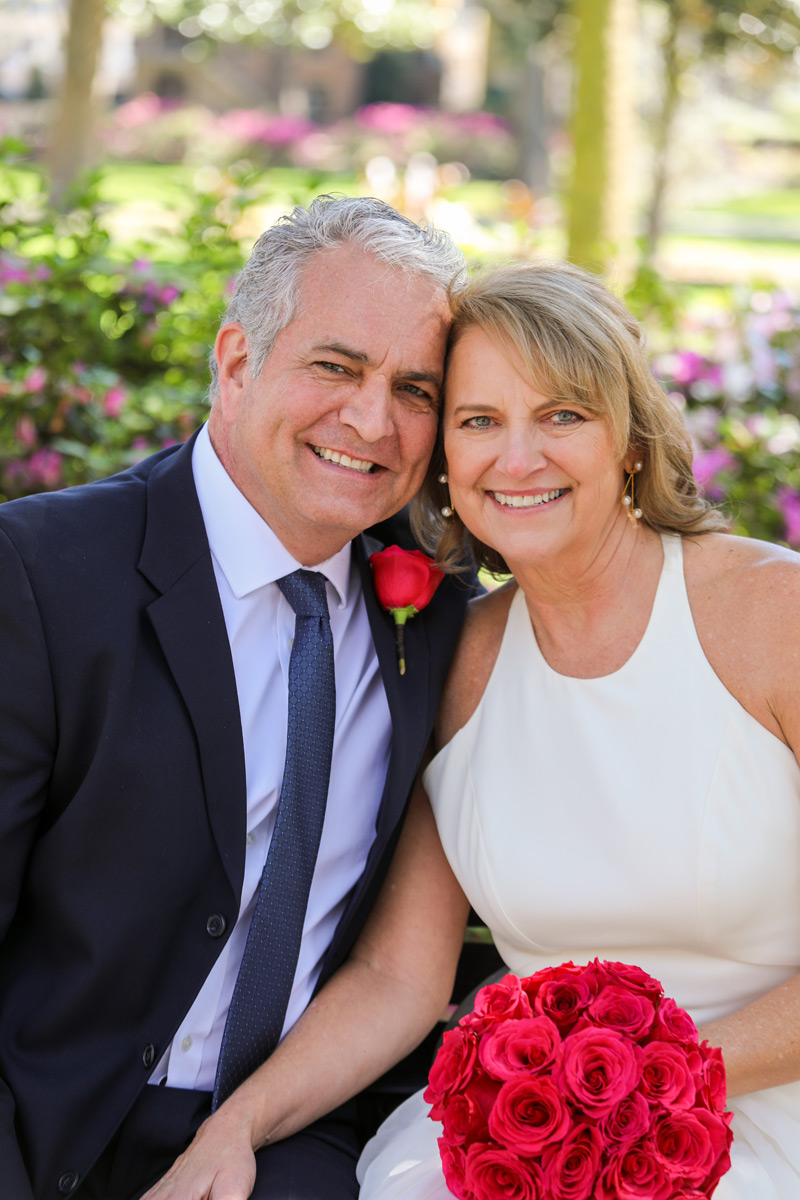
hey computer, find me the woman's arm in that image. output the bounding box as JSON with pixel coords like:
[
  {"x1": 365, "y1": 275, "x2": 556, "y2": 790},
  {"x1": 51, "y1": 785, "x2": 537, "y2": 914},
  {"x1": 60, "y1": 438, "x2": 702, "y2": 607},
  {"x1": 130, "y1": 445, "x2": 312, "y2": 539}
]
[
  {"x1": 687, "y1": 534, "x2": 800, "y2": 1097},
  {"x1": 143, "y1": 779, "x2": 471, "y2": 1199},
  {"x1": 698, "y1": 977, "x2": 800, "y2": 1097}
]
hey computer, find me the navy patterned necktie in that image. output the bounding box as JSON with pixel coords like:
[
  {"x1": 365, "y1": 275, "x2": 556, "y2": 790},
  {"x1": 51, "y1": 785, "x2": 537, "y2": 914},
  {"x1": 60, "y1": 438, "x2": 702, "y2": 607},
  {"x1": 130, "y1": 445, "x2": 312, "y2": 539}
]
[{"x1": 213, "y1": 569, "x2": 335, "y2": 1108}]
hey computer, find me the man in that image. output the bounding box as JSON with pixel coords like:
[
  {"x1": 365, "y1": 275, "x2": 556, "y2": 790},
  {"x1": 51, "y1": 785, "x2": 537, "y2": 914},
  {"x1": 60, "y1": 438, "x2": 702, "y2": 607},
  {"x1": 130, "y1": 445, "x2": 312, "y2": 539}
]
[{"x1": 0, "y1": 196, "x2": 468, "y2": 1199}]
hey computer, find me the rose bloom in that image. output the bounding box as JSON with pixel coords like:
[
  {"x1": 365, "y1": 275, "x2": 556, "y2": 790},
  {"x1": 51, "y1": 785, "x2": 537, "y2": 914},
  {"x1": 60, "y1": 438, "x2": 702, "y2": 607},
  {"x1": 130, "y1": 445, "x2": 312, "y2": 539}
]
[
  {"x1": 639, "y1": 1042, "x2": 700, "y2": 1111},
  {"x1": 593, "y1": 961, "x2": 664, "y2": 1002},
  {"x1": 369, "y1": 546, "x2": 443, "y2": 612},
  {"x1": 554, "y1": 1027, "x2": 642, "y2": 1118},
  {"x1": 599, "y1": 1090, "x2": 652, "y2": 1147},
  {"x1": 521, "y1": 962, "x2": 588, "y2": 1005},
  {"x1": 479, "y1": 1016, "x2": 562, "y2": 1081},
  {"x1": 650, "y1": 997, "x2": 700, "y2": 1047},
  {"x1": 596, "y1": 1145, "x2": 675, "y2": 1200},
  {"x1": 487, "y1": 1076, "x2": 572, "y2": 1154},
  {"x1": 464, "y1": 1142, "x2": 545, "y2": 1200},
  {"x1": 586, "y1": 985, "x2": 656, "y2": 1040},
  {"x1": 534, "y1": 978, "x2": 595, "y2": 1033},
  {"x1": 541, "y1": 1123, "x2": 603, "y2": 1200},
  {"x1": 462, "y1": 975, "x2": 534, "y2": 1035},
  {"x1": 653, "y1": 1109, "x2": 733, "y2": 1184},
  {"x1": 698, "y1": 1044, "x2": 727, "y2": 1112},
  {"x1": 424, "y1": 1027, "x2": 480, "y2": 1118},
  {"x1": 439, "y1": 1138, "x2": 470, "y2": 1200},
  {"x1": 441, "y1": 1072, "x2": 501, "y2": 1145},
  {"x1": 442, "y1": 1091, "x2": 491, "y2": 1147}
]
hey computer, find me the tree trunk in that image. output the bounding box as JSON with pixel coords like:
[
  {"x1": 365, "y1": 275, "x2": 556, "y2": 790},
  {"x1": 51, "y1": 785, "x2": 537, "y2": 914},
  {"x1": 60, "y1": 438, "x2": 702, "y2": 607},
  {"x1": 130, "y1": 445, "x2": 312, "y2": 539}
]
[
  {"x1": 642, "y1": 1, "x2": 682, "y2": 262},
  {"x1": 516, "y1": 46, "x2": 549, "y2": 192},
  {"x1": 47, "y1": 0, "x2": 107, "y2": 205},
  {"x1": 566, "y1": 0, "x2": 637, "y2": 276}
]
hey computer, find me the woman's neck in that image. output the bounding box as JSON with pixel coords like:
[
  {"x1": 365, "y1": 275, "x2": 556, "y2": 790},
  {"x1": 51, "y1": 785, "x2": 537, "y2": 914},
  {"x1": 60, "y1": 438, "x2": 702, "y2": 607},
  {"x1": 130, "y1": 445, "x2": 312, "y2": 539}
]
[{"x1": 509, "y1": 521, "x2": 666, "y2": 679}]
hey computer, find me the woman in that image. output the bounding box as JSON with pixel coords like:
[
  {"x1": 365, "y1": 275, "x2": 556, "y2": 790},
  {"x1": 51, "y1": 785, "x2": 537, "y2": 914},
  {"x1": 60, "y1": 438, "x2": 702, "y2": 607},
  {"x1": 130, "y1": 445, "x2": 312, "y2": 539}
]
[
  {"x1": 145, "y1": 262, "x2": 800, "y2": 1200},
  {"x1": 357, "y1": 261, "x2": 800, "y2": 1198}
]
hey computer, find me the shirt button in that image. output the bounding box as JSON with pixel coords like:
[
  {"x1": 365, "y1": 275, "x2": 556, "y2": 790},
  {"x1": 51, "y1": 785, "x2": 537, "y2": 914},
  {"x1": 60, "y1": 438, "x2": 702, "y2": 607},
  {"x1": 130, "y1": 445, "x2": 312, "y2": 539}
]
[
  {"x1": 206, "y1": 913, "x2": 227, "y2": 938},
  {"x1": 181, "y1": 1036, "x2": 193, "y2": 1052},
  {"x1": 58, "y1": 1170, "x2": 79, "y2": 1194},
  {"x1": 246, "y1": 832, "x2": 255, "y2": 846},
  {"x1": 142, "y1": 1044, "x2": 156, "y2": 1069}
]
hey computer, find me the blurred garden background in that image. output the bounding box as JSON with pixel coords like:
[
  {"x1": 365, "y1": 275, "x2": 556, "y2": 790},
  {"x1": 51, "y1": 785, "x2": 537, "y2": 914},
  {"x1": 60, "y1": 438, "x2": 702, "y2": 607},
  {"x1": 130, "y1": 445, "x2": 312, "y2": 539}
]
[{"x1": 1, "y1": 0, "x2": 799, "y2": 543}]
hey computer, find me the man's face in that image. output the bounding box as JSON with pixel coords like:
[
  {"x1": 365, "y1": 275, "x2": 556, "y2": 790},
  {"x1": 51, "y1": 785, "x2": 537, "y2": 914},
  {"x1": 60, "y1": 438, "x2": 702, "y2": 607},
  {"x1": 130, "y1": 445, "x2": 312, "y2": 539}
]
[{"x1": 210, "y1": 243, "x2": 451, "y2": 565}]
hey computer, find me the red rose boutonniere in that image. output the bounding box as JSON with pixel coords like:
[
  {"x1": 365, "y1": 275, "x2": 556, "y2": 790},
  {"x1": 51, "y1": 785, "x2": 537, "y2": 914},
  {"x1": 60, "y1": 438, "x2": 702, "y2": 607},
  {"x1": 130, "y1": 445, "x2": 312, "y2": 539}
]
[{"x1": 370, "y1": 545, "x2": 444, "y2": 676}]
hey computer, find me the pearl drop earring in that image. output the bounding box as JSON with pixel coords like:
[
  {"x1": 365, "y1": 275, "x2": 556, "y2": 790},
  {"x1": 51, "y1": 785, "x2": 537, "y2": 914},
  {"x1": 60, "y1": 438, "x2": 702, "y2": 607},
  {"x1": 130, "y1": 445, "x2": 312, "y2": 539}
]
[
  {"x1": 621, "y1": 461, "x2": 643, "y2": 521},
  {"x1": 439, "y1": 473, "x2": 454, "y2": 519}
]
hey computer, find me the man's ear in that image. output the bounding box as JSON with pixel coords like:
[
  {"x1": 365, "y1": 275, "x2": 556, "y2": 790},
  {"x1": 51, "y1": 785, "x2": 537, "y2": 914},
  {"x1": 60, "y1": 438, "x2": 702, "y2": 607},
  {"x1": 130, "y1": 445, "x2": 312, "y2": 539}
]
[{"x1": 214, "y1": 324, "x2": 249, "y2": 422}]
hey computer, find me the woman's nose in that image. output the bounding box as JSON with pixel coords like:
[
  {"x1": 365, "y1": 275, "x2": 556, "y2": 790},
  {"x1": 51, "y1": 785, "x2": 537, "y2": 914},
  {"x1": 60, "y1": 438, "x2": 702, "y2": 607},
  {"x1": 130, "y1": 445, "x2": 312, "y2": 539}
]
[{"x1": 495, "y1": 426, "x2": 547, "y2": 479}]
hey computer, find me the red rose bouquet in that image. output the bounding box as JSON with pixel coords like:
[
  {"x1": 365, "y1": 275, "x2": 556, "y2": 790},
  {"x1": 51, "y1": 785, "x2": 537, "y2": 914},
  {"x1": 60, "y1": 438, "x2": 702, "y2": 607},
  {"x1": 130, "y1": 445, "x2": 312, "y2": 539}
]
[{"x1": 425, "y1": 961, "x2": 732, "y2": 1200}]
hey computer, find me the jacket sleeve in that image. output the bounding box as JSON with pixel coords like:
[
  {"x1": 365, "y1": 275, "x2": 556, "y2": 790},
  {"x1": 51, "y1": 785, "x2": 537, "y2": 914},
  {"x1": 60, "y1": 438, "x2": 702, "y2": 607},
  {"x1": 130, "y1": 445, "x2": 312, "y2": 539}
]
[{"x1": 0, "y1": 522, "x2": 56, "y2": 1196}]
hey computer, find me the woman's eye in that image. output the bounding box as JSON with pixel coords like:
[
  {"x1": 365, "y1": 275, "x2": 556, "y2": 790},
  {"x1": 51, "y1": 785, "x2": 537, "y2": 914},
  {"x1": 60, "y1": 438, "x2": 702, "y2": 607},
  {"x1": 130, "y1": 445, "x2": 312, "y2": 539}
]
[
  {"x1": 465, "y1": 415, "x2": 494, "y2": 429},
  {"x1": 549, "y1": 409, "x2": 583, "y2": 427}
]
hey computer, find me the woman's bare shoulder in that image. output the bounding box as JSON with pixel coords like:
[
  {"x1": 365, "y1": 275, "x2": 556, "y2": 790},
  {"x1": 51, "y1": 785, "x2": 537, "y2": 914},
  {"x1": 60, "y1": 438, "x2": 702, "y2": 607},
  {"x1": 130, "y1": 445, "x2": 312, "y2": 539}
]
[
  {"x1": 684, "y1": 532, "x2": 800, "y2": 744},
  {"x1": 435, "y1": 581, "x2": 518, "y2": 750},
  {"x1": 685, "y1": 531, "x2": 800, "y2": 613}
]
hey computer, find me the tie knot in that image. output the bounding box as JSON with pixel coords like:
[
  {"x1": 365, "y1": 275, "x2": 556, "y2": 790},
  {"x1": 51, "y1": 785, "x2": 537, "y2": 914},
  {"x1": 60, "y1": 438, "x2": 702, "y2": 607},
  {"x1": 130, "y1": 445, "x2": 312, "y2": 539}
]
[{"x1": 277, "y1": 569, "x2": 330, "y2": 619}]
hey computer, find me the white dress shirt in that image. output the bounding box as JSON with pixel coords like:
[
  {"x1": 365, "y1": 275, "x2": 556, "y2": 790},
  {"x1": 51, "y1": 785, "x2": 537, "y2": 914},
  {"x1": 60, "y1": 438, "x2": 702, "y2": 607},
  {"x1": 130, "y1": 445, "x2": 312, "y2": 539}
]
[{"x1": 151, "y1": 423, "x2": 392, "y2": 1090}]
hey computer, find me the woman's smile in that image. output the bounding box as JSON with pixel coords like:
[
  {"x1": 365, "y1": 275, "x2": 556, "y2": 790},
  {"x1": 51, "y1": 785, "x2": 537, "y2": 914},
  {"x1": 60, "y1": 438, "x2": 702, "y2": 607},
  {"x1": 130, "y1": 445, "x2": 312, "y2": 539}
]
[{"x1": 489, "y1": 487, "x2": 570, "y2": 510}]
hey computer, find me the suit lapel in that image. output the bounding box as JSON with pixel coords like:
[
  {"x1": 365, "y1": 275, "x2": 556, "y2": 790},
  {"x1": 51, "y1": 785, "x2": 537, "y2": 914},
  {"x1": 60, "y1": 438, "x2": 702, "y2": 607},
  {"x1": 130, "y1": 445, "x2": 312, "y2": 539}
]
[{"x1": 137, "y1": 436, "x2": 247, "y2": 899}]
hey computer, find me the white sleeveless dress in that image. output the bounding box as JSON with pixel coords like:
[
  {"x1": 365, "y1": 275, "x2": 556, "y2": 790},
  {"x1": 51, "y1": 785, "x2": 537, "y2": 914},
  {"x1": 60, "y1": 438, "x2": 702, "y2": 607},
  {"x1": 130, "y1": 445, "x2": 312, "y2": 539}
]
[{"x1": 358, "y1": 535, "x2": 800, "y2": 1198}]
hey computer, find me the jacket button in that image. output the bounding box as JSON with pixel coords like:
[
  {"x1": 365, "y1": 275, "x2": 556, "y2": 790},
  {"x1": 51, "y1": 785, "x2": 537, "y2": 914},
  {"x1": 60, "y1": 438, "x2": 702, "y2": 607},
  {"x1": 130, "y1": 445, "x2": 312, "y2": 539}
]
[
  {"x1": 58, "y1": 1172, "x2": 79, "y2": 1195},
  {"x1": 142, "y1": 1043, "x2": 156, "y2": 1069},
  {"x1": 206, "y1": 913, "x2": 227, "y2": 938}
]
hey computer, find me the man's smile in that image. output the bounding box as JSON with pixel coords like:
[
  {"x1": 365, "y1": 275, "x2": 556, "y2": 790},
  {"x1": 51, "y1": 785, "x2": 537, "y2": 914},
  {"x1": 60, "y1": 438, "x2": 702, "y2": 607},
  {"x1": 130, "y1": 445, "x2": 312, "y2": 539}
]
[{"x1": 311, "y1": 444, "x2": 377, "y2": 474}]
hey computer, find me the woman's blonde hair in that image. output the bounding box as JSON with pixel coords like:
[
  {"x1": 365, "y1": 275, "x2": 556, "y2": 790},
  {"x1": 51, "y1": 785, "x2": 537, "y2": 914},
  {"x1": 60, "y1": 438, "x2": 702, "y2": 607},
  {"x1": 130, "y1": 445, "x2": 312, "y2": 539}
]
[{"x1": 411, "y1": 260, "x2": 727, "y2": 575}]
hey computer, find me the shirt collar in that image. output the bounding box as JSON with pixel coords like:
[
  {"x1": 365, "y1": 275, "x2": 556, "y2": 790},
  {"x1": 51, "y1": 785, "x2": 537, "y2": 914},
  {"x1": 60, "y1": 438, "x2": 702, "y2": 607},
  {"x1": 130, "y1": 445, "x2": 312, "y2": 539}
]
[{"x1": 191, "y1": 423, "x2": 351, "y2": 608}]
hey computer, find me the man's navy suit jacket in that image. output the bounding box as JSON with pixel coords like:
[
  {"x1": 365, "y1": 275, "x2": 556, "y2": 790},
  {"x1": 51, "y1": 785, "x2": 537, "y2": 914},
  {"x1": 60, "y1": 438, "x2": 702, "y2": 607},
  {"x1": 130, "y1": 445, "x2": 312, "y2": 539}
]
[{"x1": 0, "y1": 433, "x2": 468, "y2": 1199}]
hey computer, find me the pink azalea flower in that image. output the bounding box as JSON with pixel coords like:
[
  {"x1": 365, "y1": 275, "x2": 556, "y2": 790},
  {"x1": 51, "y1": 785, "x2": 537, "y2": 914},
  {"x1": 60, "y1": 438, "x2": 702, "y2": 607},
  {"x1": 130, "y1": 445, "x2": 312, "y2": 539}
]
[
  {"x1": 28, "y1": 448, "x2": 63, "y2": 487},
  {"x1": 15, "y1": 417, "x2": 37, "y2": 447},
  {"x1": 692, "y1": 448, "x2": 735, "y2": 500},
  {"x1": 157, "y1": 284, "x2": 181, "y2": 305},
  {"x1": 355, "y1": 102, "x2": 426, "y2": 134},
  {"x1": 104, "y1": 387, "x2": 127, "y2": 417},
  {"x1": 672, "y1": 351, "x2": 707, "y2": 386},
  {"x1": 24, "y1": 366, "x2": 48, "y2": 393},
  {"x1": 777, "y1": 486, "x2": 800, "y2": 547},
  {"x1": 0, "y1": 259, "x2": 30, "y2": 285}
]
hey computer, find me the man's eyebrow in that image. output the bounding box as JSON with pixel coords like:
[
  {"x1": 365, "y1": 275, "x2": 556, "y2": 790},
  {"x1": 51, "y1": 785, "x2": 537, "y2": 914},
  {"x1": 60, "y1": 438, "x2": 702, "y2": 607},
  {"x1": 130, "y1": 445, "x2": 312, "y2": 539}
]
[
  {"x1": 310, "y1": 341, "x2": 370, "y2": 364},
  {"x1": 404, "y1": 369, "x2": 443, "y2": 390}
]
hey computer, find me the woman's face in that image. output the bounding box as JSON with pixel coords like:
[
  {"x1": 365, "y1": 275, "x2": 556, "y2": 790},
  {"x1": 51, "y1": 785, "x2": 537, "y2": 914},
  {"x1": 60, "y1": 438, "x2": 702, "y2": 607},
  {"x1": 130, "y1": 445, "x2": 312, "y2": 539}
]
[{"x1": 443, "y1": 326, "x2": 630, "y2": 573}]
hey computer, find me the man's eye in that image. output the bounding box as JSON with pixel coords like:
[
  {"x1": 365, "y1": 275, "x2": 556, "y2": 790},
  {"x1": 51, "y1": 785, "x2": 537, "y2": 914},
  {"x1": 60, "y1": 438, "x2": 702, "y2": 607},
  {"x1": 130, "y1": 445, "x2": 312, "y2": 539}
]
[
  {"x1": 316, "y1": 361, "x2": 348, "y2": 373},
  {"x1": 398, "y1": 384, "x2": 437, "y2": 409}
]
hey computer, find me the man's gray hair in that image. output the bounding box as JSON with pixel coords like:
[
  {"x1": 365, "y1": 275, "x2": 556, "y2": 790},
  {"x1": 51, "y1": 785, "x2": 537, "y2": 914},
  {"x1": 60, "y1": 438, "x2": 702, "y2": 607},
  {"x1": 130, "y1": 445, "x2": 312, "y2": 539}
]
[{"x1": 208, "y1": 193, "x2": 465, "y2": 400}]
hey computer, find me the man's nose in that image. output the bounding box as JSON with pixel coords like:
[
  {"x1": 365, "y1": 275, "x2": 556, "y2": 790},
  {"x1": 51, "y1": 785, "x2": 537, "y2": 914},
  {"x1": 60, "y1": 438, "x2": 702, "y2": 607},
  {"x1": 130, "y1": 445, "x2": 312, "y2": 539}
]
[{"x1": 338, "y1": 377, "x2": 395, "y2": 443}]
